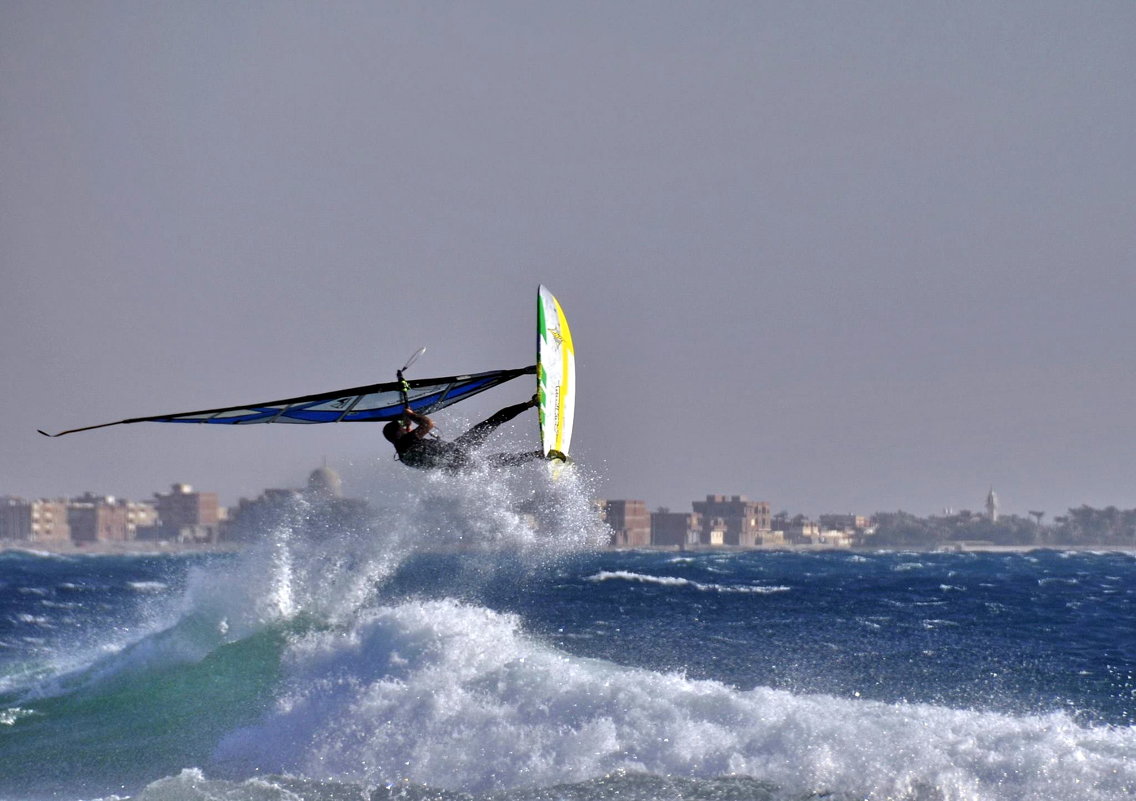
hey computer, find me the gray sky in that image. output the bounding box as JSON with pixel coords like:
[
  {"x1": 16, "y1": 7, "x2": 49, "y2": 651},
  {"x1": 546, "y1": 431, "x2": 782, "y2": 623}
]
[{"x1": 3, "y1": 2, "x2": 1134, "y2": 518}]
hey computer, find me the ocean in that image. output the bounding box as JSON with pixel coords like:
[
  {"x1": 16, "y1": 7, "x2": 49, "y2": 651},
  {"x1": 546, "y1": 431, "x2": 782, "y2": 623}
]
[{"x1": 1, "y1": 467, "x2": 1134, "y2": 801}]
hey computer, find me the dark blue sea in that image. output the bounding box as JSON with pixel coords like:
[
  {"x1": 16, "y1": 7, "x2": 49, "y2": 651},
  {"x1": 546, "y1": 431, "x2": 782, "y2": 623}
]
[{"x1": 1, "y1": 470, "x2": 1134, "y2": 800}]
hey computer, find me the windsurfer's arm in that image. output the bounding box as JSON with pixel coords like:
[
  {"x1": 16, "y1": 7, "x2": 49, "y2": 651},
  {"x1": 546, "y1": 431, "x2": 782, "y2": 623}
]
[{"x1": 402, "y1": 409, "x2": 434, "y2": 439}]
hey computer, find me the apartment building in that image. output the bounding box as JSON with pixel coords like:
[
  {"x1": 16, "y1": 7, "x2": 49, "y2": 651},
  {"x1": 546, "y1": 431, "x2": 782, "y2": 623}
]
[
  {"x1": 650, "y1": 509, "x2": 701, "y2": 547},
  {"x1": 138, "y1": 484, "x2": 221, "y2": 543},
  {"x1": 68, "y1": 494, "x2": 132, "y2": 543},
  {"x1": 692, "y1": 494, "x2": 775, "y2": 546},
  {"x1": 599, "y1": 499, "x2": 651, "y2": 547},
  {"x1": 0, "y1": 497, "x2": 71, "y2": 543}
]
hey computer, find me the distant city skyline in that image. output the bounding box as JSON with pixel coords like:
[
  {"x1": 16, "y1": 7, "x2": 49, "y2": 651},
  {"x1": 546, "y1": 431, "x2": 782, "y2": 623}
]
[
  {"x1": 10, "y1": 468, "x2": 1124, "y2": 552},
  {"x1": 0, "y1": 468, "x2": 1104, "y2": 524}
]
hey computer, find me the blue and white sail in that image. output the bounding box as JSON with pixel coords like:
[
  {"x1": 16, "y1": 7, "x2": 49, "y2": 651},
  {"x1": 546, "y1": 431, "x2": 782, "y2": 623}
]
[{"x1": 39, "y1": 365, "x2": 535, "y2": 437}]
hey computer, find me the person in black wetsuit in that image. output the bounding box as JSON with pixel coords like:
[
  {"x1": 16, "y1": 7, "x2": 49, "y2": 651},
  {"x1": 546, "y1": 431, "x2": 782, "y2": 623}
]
[{"x1": 383, "y1": 396, "x2": 544, "y2": 471}]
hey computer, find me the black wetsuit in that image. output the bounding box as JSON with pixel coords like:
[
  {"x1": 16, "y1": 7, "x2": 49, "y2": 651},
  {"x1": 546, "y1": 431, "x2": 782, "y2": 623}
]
[{"x1": 393, "y1": 400, "x2": 542, "y2": 471}]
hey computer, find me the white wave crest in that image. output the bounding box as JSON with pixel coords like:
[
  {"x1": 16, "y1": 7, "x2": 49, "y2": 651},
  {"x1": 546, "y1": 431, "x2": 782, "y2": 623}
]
[
  {"x1": 128, "y1": 581, "x2": 169, "y2": 594},
  {"x1": 588, "y1": 570, "x2": 790, "y2": 594},
  {"x1": 213, "y1": 598, "x2": 1136, "y2": 800}
]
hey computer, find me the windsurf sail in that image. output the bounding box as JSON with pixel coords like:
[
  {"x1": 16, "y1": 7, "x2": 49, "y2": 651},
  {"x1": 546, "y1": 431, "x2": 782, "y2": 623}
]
[
  {"x1": 39, "y1": 365, "x2": 536, "y2": 437},
  {"x1": 537, "y1": 285, "x2": 575, "y2": 461}
]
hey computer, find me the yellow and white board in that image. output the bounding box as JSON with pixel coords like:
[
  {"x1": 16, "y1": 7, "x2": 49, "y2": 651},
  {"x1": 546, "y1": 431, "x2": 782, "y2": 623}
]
[{"x1": 537, "y1": 285, "x2": 575, "y2": 462}]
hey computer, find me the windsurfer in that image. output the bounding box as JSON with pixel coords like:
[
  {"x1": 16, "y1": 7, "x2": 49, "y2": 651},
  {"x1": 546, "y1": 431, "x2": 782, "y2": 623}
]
[{"x1": 384, "y1": 396, "x2": 543, "y2": 471}]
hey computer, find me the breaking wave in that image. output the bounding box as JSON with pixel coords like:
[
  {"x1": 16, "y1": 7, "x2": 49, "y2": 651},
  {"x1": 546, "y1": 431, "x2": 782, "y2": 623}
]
[
  {"x1": 2, "y1": 463, "x2": 1135, "y2": 800},
  {"x1": 587, "y1": 570, "x2": 790, "y2": 594}
]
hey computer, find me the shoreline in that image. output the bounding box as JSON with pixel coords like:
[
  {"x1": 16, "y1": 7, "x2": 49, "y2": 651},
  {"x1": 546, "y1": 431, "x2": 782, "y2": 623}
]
[
  {"x1": 614, "y1": 542, "x2": 1136, "y2": 555},
  {"x1": 0, "y1": 539, "x2": 243, "y2": 556},
  {"x1": 3, "y1": 539, "x2": 1134, "y2": 557}
]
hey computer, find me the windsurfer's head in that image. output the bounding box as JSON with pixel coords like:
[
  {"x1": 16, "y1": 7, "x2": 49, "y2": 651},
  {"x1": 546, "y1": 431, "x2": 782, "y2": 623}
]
[{"x1": 382, "y1": 421, "x2": 403, "y2": 442}]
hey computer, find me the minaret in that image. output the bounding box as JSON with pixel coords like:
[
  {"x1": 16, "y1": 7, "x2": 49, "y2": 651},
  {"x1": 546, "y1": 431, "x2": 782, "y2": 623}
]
[
  {"x1": 985, "y1": 487, "x2": 999, "y2": 523},
  {"x1": 307, "y1": 461, "x2": 343, "y2": 500}
]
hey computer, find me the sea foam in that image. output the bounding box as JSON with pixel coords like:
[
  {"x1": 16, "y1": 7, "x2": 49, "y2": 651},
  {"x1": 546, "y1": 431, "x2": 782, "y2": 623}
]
[
  {"x1": 212, "y1": 596, "x2": 1136, "y2": 800},
  {"x1": 206, "y1": 467, "x2": 1136, "y2": 800}
]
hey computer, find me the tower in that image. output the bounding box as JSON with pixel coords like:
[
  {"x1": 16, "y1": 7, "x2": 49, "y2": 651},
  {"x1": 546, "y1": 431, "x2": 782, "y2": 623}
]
[
  {"x1": 306, "y1": 462, "x2": 343, "y2": 500},
  {"x1": 985, "y1": 487, "x2": 999, "y2": 523}
]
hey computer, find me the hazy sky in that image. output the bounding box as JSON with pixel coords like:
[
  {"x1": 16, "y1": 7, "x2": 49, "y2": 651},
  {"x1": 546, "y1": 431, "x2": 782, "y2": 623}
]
[{"x1": 4, "y1": 2, "x2": 1134, "y2": 518}]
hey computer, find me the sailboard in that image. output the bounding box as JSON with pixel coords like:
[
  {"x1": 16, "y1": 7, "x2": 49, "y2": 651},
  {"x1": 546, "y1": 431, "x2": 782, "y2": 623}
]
[
  {"x1": 537, "y1": 285, "x2": 575, "y2": 462},
  {"x1": 38, "y1": 366, "x2": 536, "y2": 438}
]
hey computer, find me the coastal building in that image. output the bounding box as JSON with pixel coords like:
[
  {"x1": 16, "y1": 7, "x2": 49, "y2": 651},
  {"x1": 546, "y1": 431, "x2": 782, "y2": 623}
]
[
  {"x1": 3, "y1": 495, "x2": 155, "y2": 545},
  {"x1": 223, "y1": 489, "x2": 303, "y2": 542},
  {"x1": 650, "y1": 509, "x2": 701, "y2": 547},
  {"x1": 600, "y1": 499, "x2": 651, "y2": 547},
  {"x1": 818, "y1": 514, "x2": 870, "y2": 533},
  {"x1": 306, "y1": 463, "x2": 344, "y2": 500},
  {"x1": 68, "y1": 494, "x2": 132, "y2": 543},
  {"x1": 816, "y1": 513, "x2": 873, "y2": 546},
  {"x1": 128, "y1": 501, "x2": 160, "y2": 536},
  {"x1": 155, "y1": 483, "x2": 220, "y2": 528},
  {"x1": 691, "y1": 495, "x2": 772, "y2": 546},
  {"x1": 0, "y1": 497, "x2": 71, "y2": 543},
  {"x1": 780, "y1": 517, "x2": 821, "y2": 545},
  {"x1": 705, "y1": 517, "x2": 728, "y2": 546},
  {"x1": 760, "y1": 528, "x2": 785, "y2": 547},
  {"x1": 223, "y1": 465, "x2": 371, "y2": 542},
  {"x1": 816, "y1": 529, "x2": 854, "y2": 547},
  {"x1": 137, "y1": 484, "x2": 221, "y2": 543},
  {"x1": 297, "y1": 464, "x2": 372, "y2": 538}
]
